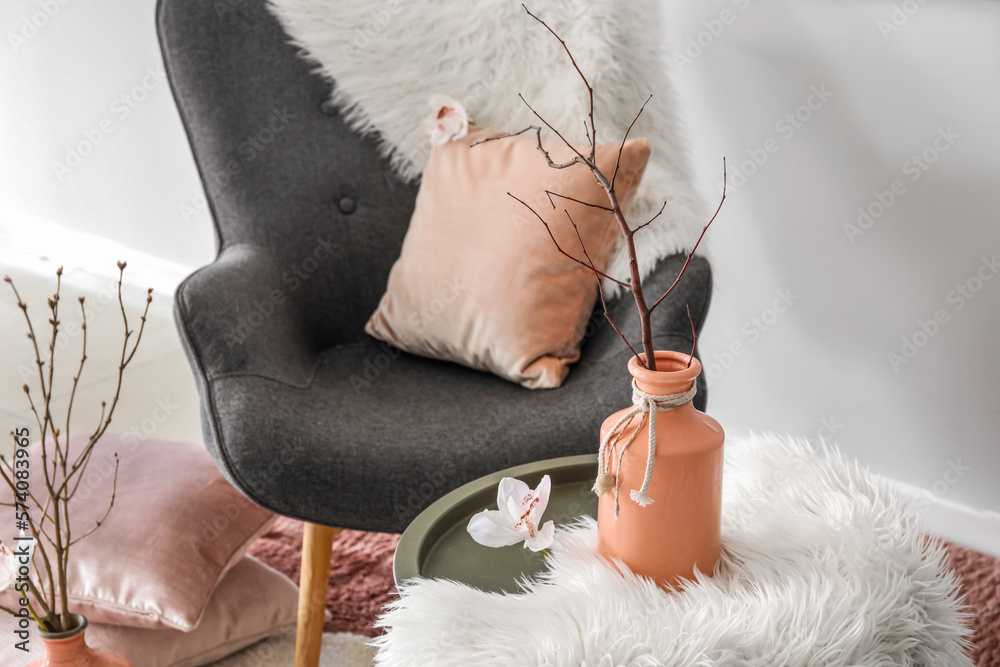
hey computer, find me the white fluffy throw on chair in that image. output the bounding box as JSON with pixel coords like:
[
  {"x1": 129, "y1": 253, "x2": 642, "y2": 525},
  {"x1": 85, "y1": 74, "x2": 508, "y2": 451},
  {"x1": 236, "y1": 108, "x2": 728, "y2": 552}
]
[
  {"x1": 267, "y1": 0, "x2": 710, "y2": 293},
  {"x1": 372, "y1": 435, "x2": 972, "y2": 666}
]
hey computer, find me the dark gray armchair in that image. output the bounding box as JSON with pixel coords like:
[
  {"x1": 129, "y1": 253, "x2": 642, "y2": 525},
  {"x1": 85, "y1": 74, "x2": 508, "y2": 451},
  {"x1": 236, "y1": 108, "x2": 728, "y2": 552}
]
[{"x1": 157, "y1": 0, "x2": 711, "y2": 663}]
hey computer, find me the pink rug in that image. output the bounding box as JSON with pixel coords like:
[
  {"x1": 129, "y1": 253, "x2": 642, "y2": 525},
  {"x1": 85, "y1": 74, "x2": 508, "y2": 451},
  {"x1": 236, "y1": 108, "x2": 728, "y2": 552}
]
[
  {"x1": 943, "y1": 540, "x2": 1000, "y2": 666},
  {"x1": 249, "y1": 519, "x2": 999, "y2": 664},
  {"x1": 247, "y1": 517, "x2": 400, "y2": 637}
]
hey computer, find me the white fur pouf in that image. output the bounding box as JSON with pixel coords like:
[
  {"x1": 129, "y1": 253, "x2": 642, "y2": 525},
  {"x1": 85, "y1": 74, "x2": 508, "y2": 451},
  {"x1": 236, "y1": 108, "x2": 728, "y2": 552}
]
[{"x1": 373, "y1": 435, "x2": 972, "y2": 666}]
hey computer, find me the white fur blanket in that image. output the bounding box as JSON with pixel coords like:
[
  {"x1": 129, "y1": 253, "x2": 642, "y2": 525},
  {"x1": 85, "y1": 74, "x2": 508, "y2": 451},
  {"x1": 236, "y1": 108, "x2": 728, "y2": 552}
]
[
  {"x1": 267, "y1": 0, "x2": 710, "y2": 292},
  {"x1": 372, "y1": 436, "x2": 972, "y2": 666}
]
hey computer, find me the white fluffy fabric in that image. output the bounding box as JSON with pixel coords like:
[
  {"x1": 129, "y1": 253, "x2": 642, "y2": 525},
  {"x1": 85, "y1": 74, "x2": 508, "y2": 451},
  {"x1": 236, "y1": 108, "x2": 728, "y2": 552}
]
[
  {"x1": 372, "y1": 435, "x2": 972, "y2": 666},
  {"x1": 267, "y1": 0, "x2": 710, "y2": 292}
]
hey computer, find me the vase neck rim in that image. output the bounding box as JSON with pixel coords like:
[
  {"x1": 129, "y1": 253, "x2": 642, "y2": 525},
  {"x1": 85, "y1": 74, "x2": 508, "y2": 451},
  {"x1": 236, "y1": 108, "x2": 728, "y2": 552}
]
[
  {"x1": 39, "y1": 613, "x2": 87, "y2": 641},
  {"x1": 628, "y1": 351, "x2": 700, "y2": 395}
]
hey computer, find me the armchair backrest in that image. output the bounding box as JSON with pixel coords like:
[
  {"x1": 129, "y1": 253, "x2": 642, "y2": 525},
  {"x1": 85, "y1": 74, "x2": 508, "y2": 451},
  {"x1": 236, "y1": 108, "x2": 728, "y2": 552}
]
[{"x1": 157, "y1": 0, "x2": 418, "y2": 349}]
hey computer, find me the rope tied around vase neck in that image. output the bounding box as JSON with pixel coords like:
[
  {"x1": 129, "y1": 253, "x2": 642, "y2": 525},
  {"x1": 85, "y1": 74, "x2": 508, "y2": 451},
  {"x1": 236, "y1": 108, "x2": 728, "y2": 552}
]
[{"x1": 593, "y1": 378, "x2": 698, "y2": 518}]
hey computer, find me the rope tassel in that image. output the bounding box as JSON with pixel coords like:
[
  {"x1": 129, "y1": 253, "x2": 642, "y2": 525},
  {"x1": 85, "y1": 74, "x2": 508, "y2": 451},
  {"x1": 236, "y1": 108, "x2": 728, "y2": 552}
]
[{"x1": 594, "y1": 379, "x2": 697, "y2": 518}]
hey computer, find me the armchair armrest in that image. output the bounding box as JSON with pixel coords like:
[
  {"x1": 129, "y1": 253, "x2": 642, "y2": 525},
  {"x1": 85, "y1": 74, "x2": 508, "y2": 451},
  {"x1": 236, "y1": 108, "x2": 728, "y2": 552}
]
[{"x1": 173, "y1": 243, "x2": 316, "y2": 387}]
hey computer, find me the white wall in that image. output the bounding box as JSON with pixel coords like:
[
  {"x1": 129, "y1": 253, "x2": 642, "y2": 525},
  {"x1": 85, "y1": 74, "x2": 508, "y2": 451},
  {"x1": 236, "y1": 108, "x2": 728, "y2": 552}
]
[
  {"x1": 668, "y1": 0, "x2": 1000, "y2": 514},
  {"x1": 1, "y1": 1, "x2": 997, "y2": 517},
  {"x1": 0, "y1": 0, "x2": 215, "y2": 274}
]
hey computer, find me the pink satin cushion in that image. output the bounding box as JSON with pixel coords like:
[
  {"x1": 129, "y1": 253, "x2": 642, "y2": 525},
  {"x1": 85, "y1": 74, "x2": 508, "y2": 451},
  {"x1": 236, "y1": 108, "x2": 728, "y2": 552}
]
[
  {"x1": 0, "y1": 434, "x2": 276, "y2": 631},
  {"x1": 365, "y1": 126, "x2": 651, "y2": 389},
  {"x1": 0, "y1": 556, "x2": 299, "y2": 667}
]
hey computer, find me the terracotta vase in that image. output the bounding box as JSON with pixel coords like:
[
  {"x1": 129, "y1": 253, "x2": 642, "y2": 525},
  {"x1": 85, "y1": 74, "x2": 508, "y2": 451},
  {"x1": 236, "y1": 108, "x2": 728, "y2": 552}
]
[
  {"x1": 596, "y1": 350, "x2": 724, "y2": 588},
  {"x1": 28, "y1": 614, "x2": 131, "y2": 667}
]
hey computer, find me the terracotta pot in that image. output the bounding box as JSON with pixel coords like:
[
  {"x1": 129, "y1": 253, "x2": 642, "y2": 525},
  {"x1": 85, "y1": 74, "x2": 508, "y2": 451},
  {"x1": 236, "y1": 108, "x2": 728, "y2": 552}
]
[
  {"x1": 597, "y1": 350, "x2": 724, "y2": 588},
  {"x1": 28, "y1": 614, "x2": 131, "y2": 667}
]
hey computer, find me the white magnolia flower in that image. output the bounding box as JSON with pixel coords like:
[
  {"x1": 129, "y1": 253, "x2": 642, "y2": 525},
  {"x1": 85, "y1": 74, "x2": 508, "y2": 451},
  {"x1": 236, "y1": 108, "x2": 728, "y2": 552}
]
[
  {"x1": 0, "y1": 545, "x2": 18, "y2": 591},
  {"x1": 425, "y1": 94, "x2": 469, "y2": 145},
  {"x1": 467, "y1": 475, "x2": 555, "y2": 552},
  {"x1": 1, "y1": 532, "x2": 35, "y2": 592}
]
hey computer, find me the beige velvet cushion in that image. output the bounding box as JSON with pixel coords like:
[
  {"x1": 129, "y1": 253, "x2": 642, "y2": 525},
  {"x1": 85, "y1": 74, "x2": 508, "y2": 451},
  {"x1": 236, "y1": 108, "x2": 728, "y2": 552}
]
[
  {"x1": 0, "y1": 556, "x2": 299, "y2": 667},
  {"x1": 365, "y1": 126, "x2": 651, "y2": 389},
  {"x1": 0, "y1": 434, "x2": 276, "y2": 631}
]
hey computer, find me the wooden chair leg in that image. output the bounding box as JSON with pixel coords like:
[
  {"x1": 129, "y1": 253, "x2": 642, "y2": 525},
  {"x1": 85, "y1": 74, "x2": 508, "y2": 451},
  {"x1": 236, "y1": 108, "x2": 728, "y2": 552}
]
[{"x1": 294, "y1": 522, "x2": 341, "y2": 667}]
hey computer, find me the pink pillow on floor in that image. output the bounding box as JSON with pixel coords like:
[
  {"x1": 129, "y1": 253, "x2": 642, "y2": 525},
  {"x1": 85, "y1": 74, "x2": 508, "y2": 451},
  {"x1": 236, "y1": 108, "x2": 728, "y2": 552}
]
[
  {"x1": 0, "y1": 434, "x2": 276, "y2": 631},
  {"x1": 0, "y1": 556, "x2": 299, "y2": 667},
  {"x1": 365, "y1": 125, "x2": 651, "y2": 389}
]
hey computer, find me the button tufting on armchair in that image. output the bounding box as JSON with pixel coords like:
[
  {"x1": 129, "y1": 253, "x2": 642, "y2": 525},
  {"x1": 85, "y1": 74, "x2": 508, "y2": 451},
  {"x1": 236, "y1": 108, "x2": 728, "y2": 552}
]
[{"x1": 156, "y1": 0, "x2": 712, "y2": 664}]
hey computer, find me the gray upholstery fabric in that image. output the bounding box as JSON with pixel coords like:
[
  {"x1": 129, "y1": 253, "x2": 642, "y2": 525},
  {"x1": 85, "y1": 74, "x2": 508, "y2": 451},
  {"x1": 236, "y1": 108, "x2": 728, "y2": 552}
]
[{"x1": 159, "y1": 0, "x2": 713, "y2": 533}]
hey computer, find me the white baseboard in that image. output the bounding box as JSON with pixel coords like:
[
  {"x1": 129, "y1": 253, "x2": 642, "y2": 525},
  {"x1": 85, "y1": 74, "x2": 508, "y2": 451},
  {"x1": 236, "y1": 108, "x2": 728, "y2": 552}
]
[
  {"x1": 0, "y1": 206, "x2": 197, "y2": 293},
  {"x1": 888, "y1": 478, "x2": 1000, "y2": 558}
]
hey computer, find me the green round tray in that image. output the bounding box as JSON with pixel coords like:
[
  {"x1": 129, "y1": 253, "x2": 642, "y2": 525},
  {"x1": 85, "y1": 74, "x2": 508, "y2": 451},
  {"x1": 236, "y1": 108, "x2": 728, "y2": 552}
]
[{"x1": 393, "y1": 454, "x2": 599, "y2": 593}]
